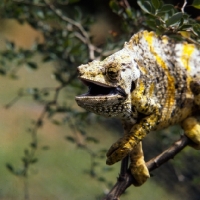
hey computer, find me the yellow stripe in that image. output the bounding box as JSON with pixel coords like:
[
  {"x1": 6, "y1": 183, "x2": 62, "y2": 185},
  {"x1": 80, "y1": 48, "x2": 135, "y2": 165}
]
[
  {"x1": 149, "y1": 83, "x2": 155, "y2": 96},
  {"x1": 181, "y1": 43, "x2": 195, "y2": 71},
  {"x1": 143, "y1": 32, "x2": 175, "y2": 120},
  {"x1": 138, "y1": 64, "x2": 147, "y2": 75}
]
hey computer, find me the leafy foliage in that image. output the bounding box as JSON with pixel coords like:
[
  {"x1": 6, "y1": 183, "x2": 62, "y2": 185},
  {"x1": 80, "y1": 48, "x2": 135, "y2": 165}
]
[
  {"x1": 137, "y1": 0, "x2": 200, "y2": 42},
  {"x1": 109, "y1": 0, "x2": 200, "y2": 43}
]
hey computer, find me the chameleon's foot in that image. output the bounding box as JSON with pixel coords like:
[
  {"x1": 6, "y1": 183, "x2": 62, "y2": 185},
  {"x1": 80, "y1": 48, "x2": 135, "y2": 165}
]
[
  {"x1": 106, "y1": 136, "x2": 137, "y2": 165},
  {"x1": 130, "y1": 162, "x2": 150, "y2": 186},
  {"x1": 130, "y1": 142, "x2": 150, "y2": 186},
  {"x1": 181, "y1": 117, "x2": 200, "y2": 150}
]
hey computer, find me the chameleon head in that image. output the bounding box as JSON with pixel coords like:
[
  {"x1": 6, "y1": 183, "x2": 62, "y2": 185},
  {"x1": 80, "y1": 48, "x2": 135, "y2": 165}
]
[{"x1": 75, "y1": 48, "x2": 140, "y2": 118}]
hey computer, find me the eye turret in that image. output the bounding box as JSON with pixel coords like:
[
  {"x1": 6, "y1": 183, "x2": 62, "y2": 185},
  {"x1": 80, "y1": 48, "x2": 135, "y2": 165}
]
[{"x1": 106, "y1": 66, "x2": 120, "y2": 82}]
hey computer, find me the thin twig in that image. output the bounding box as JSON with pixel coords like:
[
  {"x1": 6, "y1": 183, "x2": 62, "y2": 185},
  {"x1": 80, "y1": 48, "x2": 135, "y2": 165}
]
[
  {"x1": 120, "y1": 156, "x2": 129, "y2": 176},
  {"x1": 43, "y1": 0, "x2": 88, "y2": 39},
  {"x1": 181, "y1": 0, "x2": 187, "y2": 13},
  {"x1": 5, "y1": 95, "x2": 23, "y2": 109},
  {"x1": 43, "y1": 0, "x2": 102, "y2": 60}
]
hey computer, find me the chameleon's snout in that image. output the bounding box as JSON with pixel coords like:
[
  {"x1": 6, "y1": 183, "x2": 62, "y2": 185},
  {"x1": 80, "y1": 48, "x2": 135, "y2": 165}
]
[{"x1": 77, "y1": 64, "x2": 87, "y2": 76}]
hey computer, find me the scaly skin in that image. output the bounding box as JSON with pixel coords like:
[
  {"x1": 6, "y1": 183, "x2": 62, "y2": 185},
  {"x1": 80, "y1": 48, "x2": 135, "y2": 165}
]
[{"x1": 75, "y1": 31, "x2": 200, "y2": 186}]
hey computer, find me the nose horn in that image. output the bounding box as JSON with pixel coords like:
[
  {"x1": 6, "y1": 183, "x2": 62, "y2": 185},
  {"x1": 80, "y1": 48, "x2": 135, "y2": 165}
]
[
  {"x1": 77, "y1": 64, "x2": 83, "y2": 73},
  {"x1": 77, "y1": 64, "x2": 86, "y2": 75}
]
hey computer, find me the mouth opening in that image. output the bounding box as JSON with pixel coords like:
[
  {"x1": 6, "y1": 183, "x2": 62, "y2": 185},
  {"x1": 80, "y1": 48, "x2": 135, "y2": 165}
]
[
  {"x1": 80, "y1": 79, "x2": 126, "y2": 97},
  {"x1": 89, "y1": 82, "x2": 114, "y2": 95}
]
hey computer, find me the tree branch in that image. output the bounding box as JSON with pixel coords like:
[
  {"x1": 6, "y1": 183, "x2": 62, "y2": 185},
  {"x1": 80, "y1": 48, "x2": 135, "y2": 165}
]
[
  {"x1": 103, "y1": 135, "x2": 190, "y2": 200},
  {"x1": 43, "y1": 0, "x2": 102, "y2": 60},
  {"x1": 181, "y1": 0, "x2": 187, "y2": 13}
]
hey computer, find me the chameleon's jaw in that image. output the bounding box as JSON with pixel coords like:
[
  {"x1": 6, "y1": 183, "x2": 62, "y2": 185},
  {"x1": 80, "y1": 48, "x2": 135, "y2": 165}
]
[{"x1": 75, "y1": 78, "x2": 126, "y2": 106}]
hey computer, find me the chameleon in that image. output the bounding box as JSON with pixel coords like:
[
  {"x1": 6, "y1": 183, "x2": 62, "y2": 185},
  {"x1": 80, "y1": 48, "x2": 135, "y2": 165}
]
[{"x1": 75, "y1": 30, "x2": 200, "y2": 186}]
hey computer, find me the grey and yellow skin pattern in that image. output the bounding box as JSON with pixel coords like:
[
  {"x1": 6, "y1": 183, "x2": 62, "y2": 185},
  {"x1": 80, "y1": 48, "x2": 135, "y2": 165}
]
[{"x1": 75, "y1": 30, "x2": 200, "y2": 186}]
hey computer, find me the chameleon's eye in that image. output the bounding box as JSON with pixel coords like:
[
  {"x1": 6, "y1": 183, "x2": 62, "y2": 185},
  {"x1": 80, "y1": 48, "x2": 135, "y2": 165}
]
[{"x1": 106, "y1": 67, "x2": 119, "y2": 81}]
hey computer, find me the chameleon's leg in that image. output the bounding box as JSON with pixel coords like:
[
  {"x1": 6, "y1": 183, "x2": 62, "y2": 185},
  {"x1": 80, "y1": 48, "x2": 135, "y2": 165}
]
[
  {"x1": 130, "y1": 142, "x2": 150, "y2": 186},
  {"x1": 181, "y1": 117, "x2": 200, "y2": 150},
  {"x1": 106, "y1": 111, "x2": 159, "y2": 165}
]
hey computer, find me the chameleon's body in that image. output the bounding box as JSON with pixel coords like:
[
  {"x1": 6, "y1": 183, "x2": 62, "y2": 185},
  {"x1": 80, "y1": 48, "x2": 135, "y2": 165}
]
[{"x1": 75, "y1": 31, "x2": 200, "y2": 185}]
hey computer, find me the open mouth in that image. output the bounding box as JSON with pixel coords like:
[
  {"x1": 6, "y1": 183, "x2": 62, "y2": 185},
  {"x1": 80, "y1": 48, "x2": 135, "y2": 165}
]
[{"x1": 77, "y1": 79, "x2": 126, "y2": 98}]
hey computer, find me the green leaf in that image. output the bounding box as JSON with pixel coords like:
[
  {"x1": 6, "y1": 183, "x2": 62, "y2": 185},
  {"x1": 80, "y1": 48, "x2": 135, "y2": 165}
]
[
  {"x1": 6, "y1": 41, "x2": 15, "y2": 50},
  {"x1": 6, "y1": 163, "x2": 14, "y2": 172},
  {"x1": 103, "y1": 166, "x2": 114, "y2": 172},
  {"x1": 146, "y1": 19, "x2": 157, "y2": 28},
  {"x1": 193, "y1": 24, "x2": 200, "y2": 36},
  {"x1": 98, "y1": 177, "x2": 106, "y2": 182},
  {"x1": 182, "y1": 13, "x2": 189, "y2": 20},
  {"x1": 79, "y1": 129, "x2": 86, "y2": 136},
  {"x1": 31, "y1": 158, "x2": 38, "y2": 164},
  {"x1": 125, "y1": 8, "x2": 133, "y2": 18},
  {"x1": 180, "y1": 24, "x2": 194, "y2": 30},
  {"x1": 86, "y1": 136, "x2": 99, "y2": 144},
  {"x1": 137, "y1": 0, "x2": 153, "y2": 14},
  {"x1": 30, "y1": 142, "x2": 37, "y2": 148},
  {"x1": 158, "y1": 4, "x2": 174, "y2": 13},
  {"x1": 22, "y1": 157, "x2": 28, "y2": 165},
  {"x1": 27, "y1": 62, "x2": 38, "y2": 70},
  {"x1": 36, "y1": 10, "x2": 44, "y2": 19},
  {"x1": 52, "y1": 119, "x2": 61, "y2": 125},
  {"x1": 98, "y1": 149, "x2": 108, "y2": 156},
  {"x1": 192, "y1": 0, "x2": 200, "y2": 9},
  {"x1": 151, "y1": 0, "x2": 160, "y2": 9},
  {"x1": 0, "y1": 69, "x2": 6, "y2": 75},
  {"x1": 109, "y1": 0, "x2": 120, "y2": 13},
  {"x1": 24, "y1": 149, "x2": 29, "y2": 156},
  {"x1": 43, "y1": 55, "x2": 52, "y2": 62},
  {"x1": 166, "y1": 12, "x2": 183, "y2": 26},
  {"x1": 41, "y1": 146, "x2": 50, "y2": 150},
  {"x1": 66, "y1": 136, "x2": 75, "y2": 143}
]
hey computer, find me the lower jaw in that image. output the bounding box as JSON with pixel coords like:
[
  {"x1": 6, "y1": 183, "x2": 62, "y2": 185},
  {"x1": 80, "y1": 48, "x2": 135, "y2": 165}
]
[
  {"x1": 76, "y1": 102, "x2": 127, "y2": 118},
  {"x1": 85, "y1": 108, "x2": 122, "y2": 118}
]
